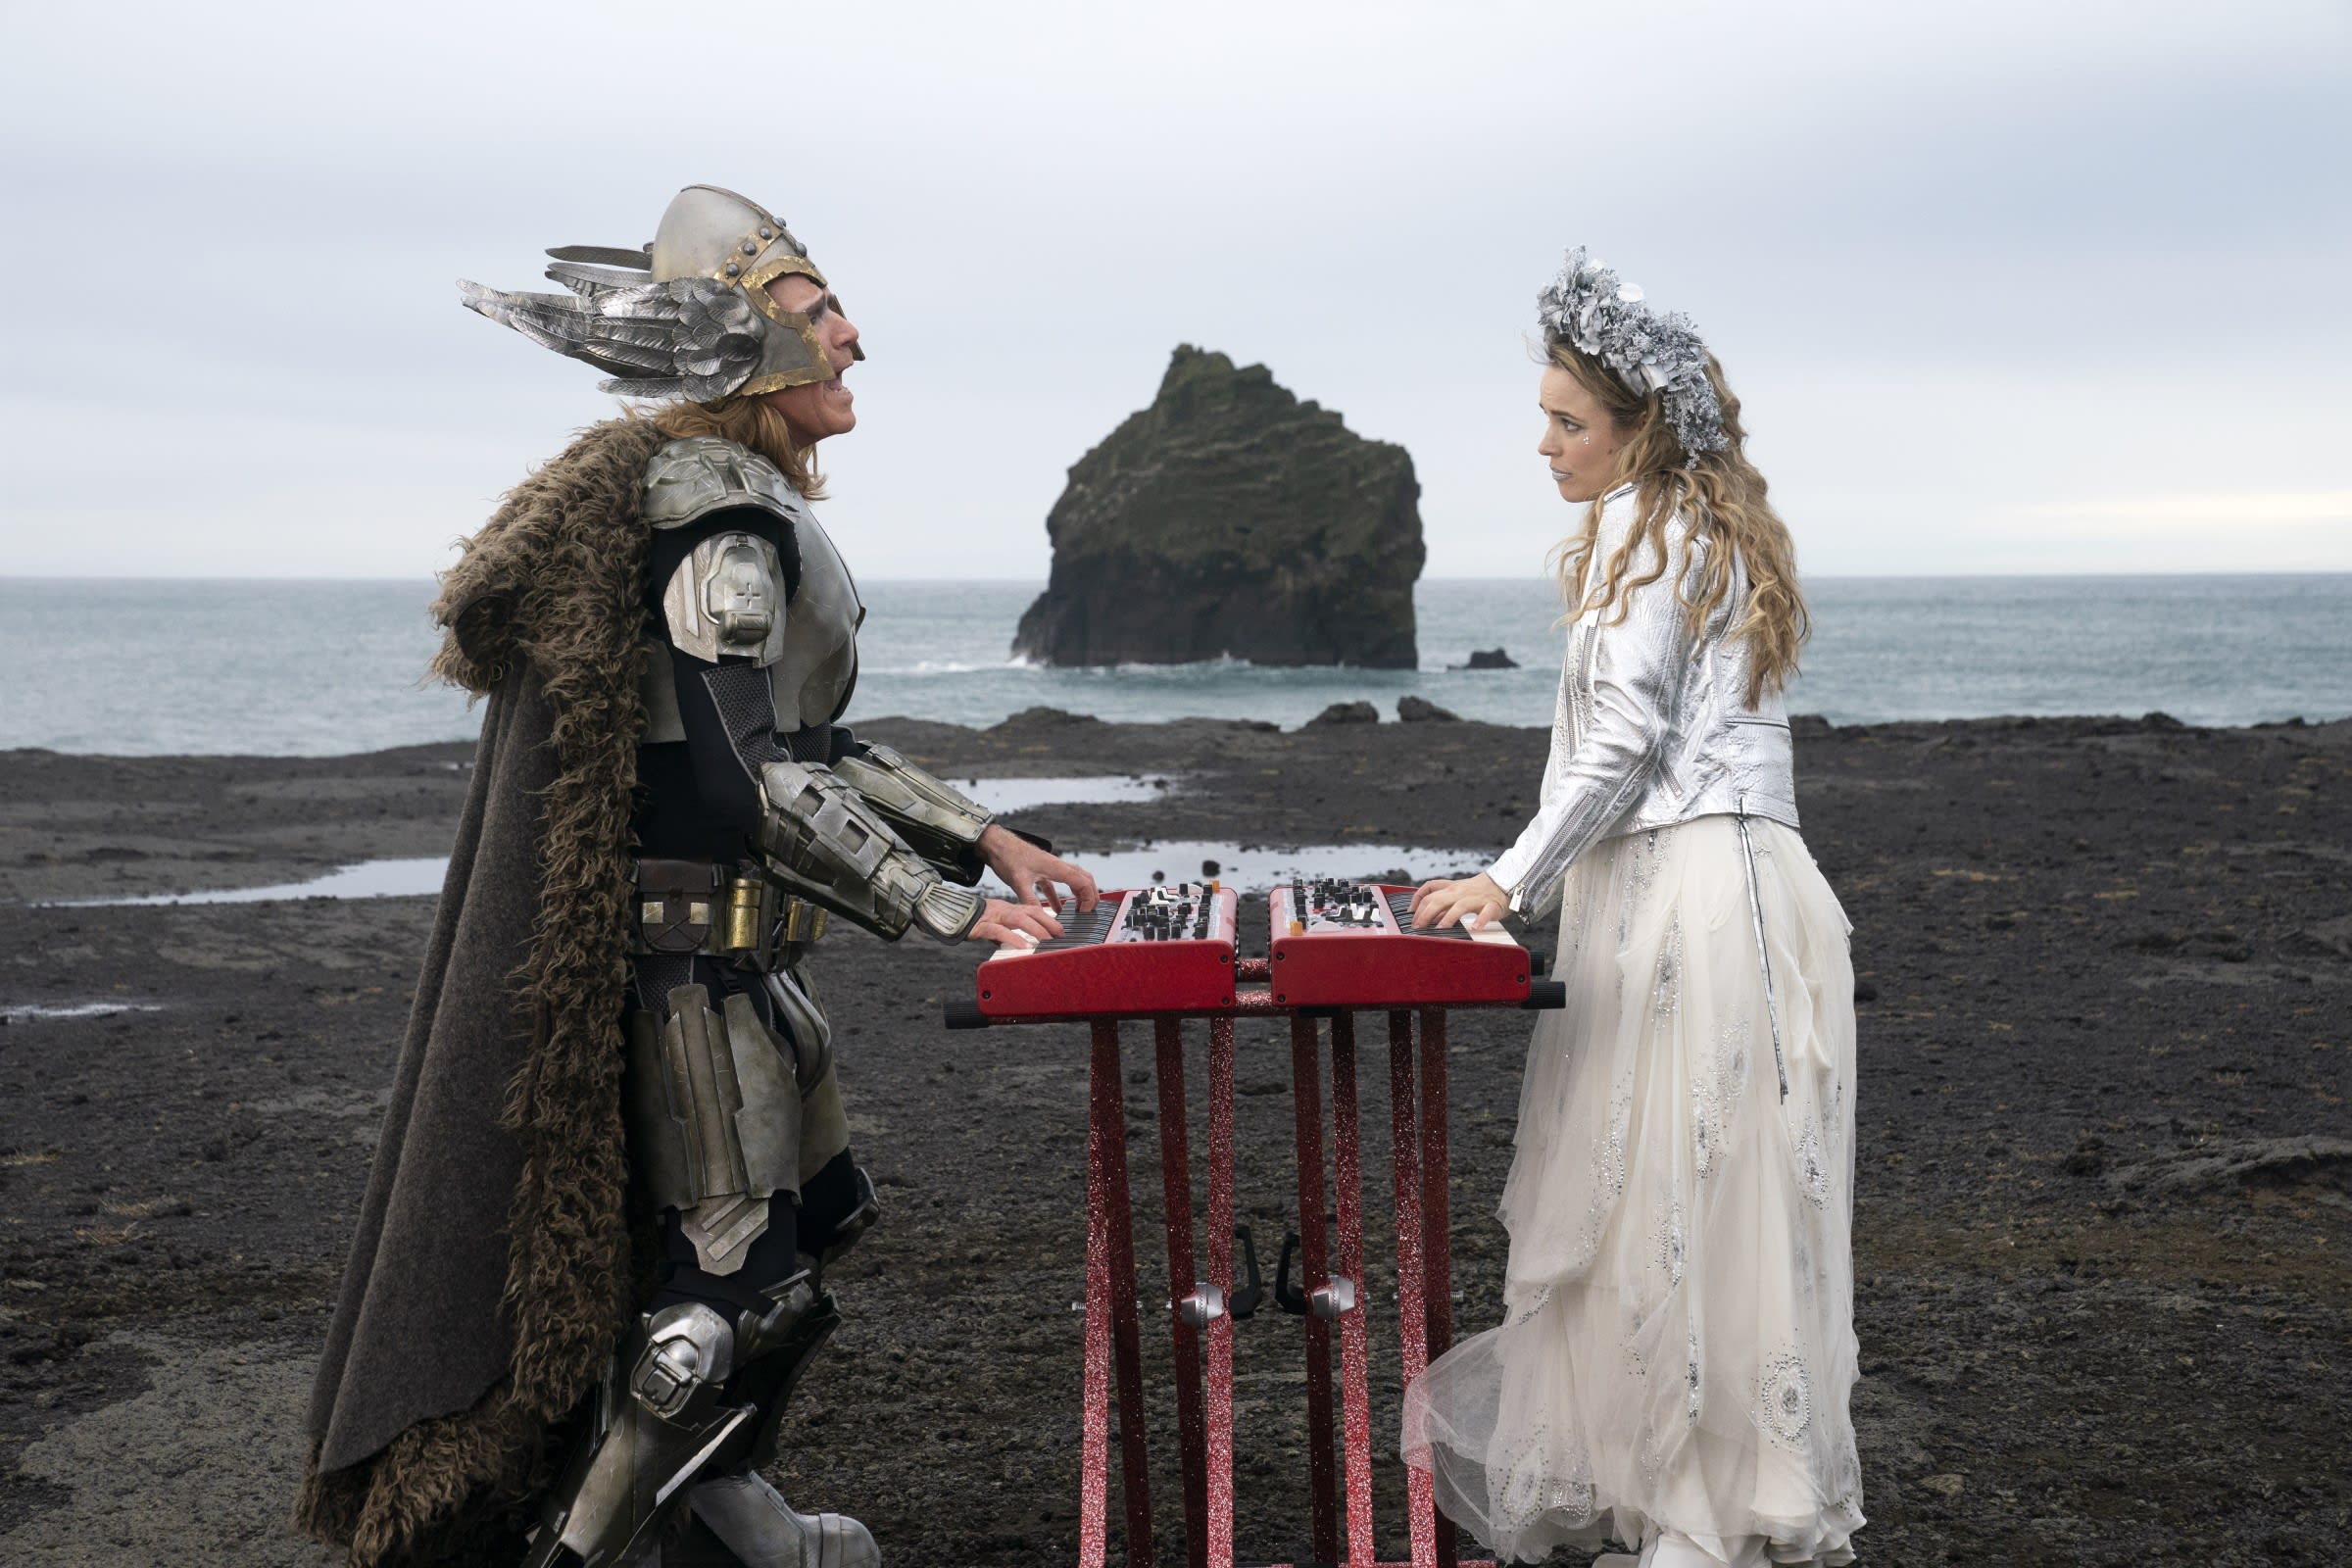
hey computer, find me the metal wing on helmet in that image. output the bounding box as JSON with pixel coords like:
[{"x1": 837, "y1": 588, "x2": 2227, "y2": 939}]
[
  {"x1": 546, "y1": 243, "x2": 657, "y2": 270},
  {"x1": 456, "y1": 269, "x2": 766, "y2": 402}
]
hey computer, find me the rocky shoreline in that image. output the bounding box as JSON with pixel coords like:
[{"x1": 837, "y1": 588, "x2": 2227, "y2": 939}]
[{"x1": 2, "y1": 710, "x2": 2347, "y2": 1566}]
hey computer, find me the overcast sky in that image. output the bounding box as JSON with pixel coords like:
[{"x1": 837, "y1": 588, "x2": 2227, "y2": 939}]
[{"x1": 3, "y1": 0, "x2": 2345, "y2": 580}]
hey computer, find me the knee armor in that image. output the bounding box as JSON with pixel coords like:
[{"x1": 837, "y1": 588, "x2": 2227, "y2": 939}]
[
  {"x1": 522, "y1": 1302, "x2": 752, "y2": 1568},
  {"x1": 524, "y1": 1267, "x2": 835, "y2": 1568}
]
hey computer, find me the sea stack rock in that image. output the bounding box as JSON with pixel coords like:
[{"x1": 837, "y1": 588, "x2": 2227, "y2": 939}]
[{"x1": 1012, "y1": 346, "x2": 1425, "y2": 667}]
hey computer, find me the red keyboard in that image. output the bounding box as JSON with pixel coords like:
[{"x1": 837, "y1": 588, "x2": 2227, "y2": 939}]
[
  {"x1": 1268, "y1": 878, "x2": 1536, "y2": 1009},
  {"x1": 967, "y1": 881, "x2": 1240, "y2": 1020}
]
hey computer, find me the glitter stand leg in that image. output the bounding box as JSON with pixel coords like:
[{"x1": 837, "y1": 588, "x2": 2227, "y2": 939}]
[
  {"x1": 1290, "y1": 1014, "x2": 1343, "y2": 1565},
  {"x1": 1328, "y1": 1012, "x2": 1377, "y2": 1566},
  {"x1": 1154, "y1": 1018, "x2": 1210, "y2": 1568},
  {"x1": 1387, "y1": 1010, "x2": 1437, "y2": 1568},
  {"x1": 1204, "y1": 1016, "x2": 1239, "y2": 1568},
  {"x1": 1417, "y1": 1008, "x2": 1460, "y2": 1568},
  {"x1": 1082, "y1": 1018, "x2": 1156, "y2": 1568}
]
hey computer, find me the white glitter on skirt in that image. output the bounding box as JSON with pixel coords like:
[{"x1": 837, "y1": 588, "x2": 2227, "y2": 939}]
[{"x1": 1402, "y1": 816, "x2": 1865, "y2": 1565}]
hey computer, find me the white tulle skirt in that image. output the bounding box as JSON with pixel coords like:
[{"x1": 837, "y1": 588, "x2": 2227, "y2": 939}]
[{"x1": 1403, "y1": 816, "x2": 1864, "y2": 1565}]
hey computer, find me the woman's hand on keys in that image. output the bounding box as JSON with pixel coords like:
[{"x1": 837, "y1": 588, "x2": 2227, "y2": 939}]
[{"x1": 1409, "y1": 872, "x2": 1508, "y2": 931}]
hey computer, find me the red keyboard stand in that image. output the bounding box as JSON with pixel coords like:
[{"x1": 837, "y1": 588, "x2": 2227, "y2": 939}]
[{"x1": 948, "y1": 948, "x2": 1563, "y2": 1568}]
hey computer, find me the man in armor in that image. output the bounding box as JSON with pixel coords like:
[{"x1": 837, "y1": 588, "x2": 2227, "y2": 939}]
[{"x1": 300, "y1": 185, "x2": 1095, "y2": 1568}]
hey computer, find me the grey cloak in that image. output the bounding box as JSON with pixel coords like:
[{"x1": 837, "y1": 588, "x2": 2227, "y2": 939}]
[{"x1": 297, "y1": 416, "x2": 676, "y2": 1566}]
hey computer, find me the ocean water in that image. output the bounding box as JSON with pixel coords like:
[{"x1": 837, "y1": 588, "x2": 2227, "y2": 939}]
[{"x1": 2, "y1": 575, "x2": 2345, "y2": 757}]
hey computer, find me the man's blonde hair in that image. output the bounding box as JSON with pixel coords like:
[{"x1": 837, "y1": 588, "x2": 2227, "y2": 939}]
[{"x1": 640, "y1": 396, "x2": 827, "y2": 498}]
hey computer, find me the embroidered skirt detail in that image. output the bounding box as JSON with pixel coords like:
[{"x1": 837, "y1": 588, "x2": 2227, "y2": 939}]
[{"x1": 1402, "y1": 816, "x2": 1864, "y2": 1565}]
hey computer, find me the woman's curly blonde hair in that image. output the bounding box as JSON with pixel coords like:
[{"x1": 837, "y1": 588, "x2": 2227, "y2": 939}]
[{"x1": 1547, "y1": 339, "x2": 1808, "y2": 707}]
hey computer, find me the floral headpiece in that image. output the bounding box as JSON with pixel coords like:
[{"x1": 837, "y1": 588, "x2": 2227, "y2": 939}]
[{"x1": 1537, "y1": 246, "x2": 1726, "y2": 466}]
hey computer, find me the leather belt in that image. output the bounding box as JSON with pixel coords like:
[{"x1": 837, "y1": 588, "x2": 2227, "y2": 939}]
[{"x1": 629, "y1": 857, "x2": 828, "y2": 964}]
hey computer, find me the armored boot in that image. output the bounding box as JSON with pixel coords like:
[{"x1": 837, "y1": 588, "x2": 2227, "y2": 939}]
[
  {"x1": 686, "y1": 1471, "x2": 875, "y2": 1568},
  {"x1": 679, "y1": 1237, "x2": 879, "y2": 1568}
]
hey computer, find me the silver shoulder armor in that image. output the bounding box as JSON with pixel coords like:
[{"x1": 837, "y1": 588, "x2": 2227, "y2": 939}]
[
  {"x1": 754, "y1": 760, "x2": 985, "y2": 943},
  {"x1": 637, "y1": 438, "x2": 866, "y2": 739},
  {"x1": 644, "y1": 435, "x2": 806, "y2": 531},
  {"x1": 830, "y1": 744, "x2": 994, "y2": 883},
  {"x1": 660, "y1": 529, "x2": 790, "y2": 664}
]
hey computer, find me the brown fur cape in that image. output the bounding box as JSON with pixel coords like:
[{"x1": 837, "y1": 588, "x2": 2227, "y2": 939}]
[{"x1": 296, "y1": 416, "x2": 673, "y2": 1566}]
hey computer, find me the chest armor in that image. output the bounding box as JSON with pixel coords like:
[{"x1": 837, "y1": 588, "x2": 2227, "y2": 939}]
[{"x1": 637, "y1": 436, "x2": 866, "y2": 744}]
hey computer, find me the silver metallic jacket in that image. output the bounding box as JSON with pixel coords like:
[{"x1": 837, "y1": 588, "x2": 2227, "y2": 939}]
[{"x1": 1490, "y1": 485, "x2": 1799, "y2": 916}]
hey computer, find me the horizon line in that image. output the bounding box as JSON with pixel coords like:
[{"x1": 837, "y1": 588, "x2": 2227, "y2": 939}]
[{"x1": 6, "y1": 569, "x2": 2352, "y2": 586}]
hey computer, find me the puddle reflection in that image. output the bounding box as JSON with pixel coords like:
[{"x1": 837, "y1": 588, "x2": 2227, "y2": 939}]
[
  {"x1": 49, "y1": 857, "x2": 449, "y2": 906},
  {"x1": 3, "y1": 1002, "x2": 167, "y2": 1021},
  {"x1": 957, "y1": 775, "x2": 1183, "y2": 812}
]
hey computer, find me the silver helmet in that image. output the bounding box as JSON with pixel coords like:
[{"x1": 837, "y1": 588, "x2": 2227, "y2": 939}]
[{"x1": 458, "y1": 184, "x2": 861, "y2": 401}]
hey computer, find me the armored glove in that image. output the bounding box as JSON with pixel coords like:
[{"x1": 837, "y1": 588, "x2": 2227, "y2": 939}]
[
  {"x1": 755, "y1": 760, "x2": 985, "y2": 942},
  {"x1": 827, "y1": 742, "x2": 995, "y2": 883}
]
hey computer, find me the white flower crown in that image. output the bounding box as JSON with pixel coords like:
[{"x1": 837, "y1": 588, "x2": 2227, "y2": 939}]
[{"x1": 1537, "y1": 247, "x2": 1727, "y2": 466}]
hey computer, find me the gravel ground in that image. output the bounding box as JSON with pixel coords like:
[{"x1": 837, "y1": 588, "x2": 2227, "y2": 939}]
[{"x1": 1, "y1": 708, "x2": 2346, "y2": 1566}]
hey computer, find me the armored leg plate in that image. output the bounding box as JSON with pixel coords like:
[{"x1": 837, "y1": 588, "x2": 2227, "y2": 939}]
[
  {"x1": 762, "y1": 965, "x2": 832, "y2": 1092},
  {"x1": 625, "y1": 984, "x2": 807, "y2": 1273},
  {"x1": 523, "y1": 1304, "x2": 755, "y2": 1568},
  {"x1": 737, "y1": 1284, "x2": 842, "y2": 1473},
  {"x1": 815, "y1": 1165, "x2": 881, "y2": 1266}
]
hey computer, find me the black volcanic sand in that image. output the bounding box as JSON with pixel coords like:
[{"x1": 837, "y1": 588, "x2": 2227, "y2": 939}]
[{"x1": 2, "y1": 709, "x2": 2348, "y2": 1566}]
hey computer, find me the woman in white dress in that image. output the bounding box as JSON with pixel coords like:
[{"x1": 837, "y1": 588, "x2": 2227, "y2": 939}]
[{"x1": 1401, "y1": 250, "x2": 1864, "y2": 1568}]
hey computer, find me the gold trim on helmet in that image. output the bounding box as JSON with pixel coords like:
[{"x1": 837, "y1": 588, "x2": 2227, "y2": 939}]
[{"x1": 713, "y1": 213, "x2": 840, "y2": 394}]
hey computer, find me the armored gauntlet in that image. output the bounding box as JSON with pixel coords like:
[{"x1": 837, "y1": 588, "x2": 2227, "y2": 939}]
[
  {"x1": 828, "y1": 743, "x2": 994, "y2": 883},
  {"x1": 755, "y1": 760, "x2": 986, "y2": 942}
]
